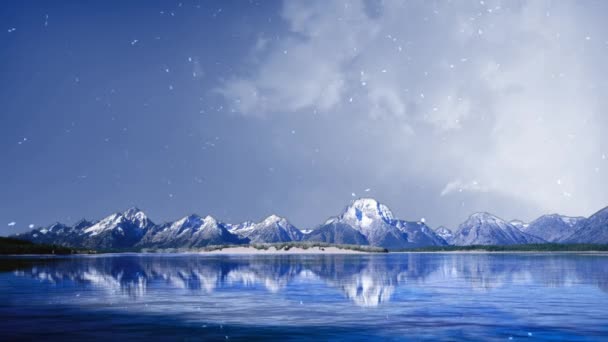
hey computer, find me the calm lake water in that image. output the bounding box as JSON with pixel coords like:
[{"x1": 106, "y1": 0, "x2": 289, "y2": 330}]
[{"x1": 1, "y1": 253, "x2": 607, "y2": 341}]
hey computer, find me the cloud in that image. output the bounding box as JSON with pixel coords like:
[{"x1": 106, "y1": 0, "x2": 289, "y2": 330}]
[
  {"x1": 218, "y1": 0, "x2": 608, "y2": 220},
  {"x1": 441, "y1": 180, "x2": 489, "y2": 197}
]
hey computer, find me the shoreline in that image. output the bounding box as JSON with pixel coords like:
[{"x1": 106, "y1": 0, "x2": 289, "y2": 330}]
[
  {"x1": 393, "y1": 250, "x2": 608, "y2": 254},
  {"x1": 4, "y1": 250, "x2": 608, "y2": 257},
  {"x1": 196, "y1": 246, "x2": 368, "y2": 254}
]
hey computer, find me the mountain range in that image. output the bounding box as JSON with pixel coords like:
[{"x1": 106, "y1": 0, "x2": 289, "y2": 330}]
[{"x1": 13, "y1": 198, "x2": 608, "y2": 250}]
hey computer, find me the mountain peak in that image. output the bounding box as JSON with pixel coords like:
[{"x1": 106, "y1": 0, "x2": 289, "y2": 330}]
[
  {"x1": 468, "y1": 212, "x2": 500, "y2": 221},
  {"x1": 342, "y1": 198, "x2": 394, "y2": 226},
  {"x1": 466, "y1": 212, "x2": 512, "y2": 227},
  {"x1": 123, "y1": 207, "x2": 146, "y2": 219},
  {"x1": 263, "y1": 214, "x2": 284, "y2": 224},
  {"x1": 202, "y1": 215, "x2": 218, "y2": 225}
]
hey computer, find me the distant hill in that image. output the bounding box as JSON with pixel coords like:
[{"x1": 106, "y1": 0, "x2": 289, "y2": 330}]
[{"x1": 0, "y1": 237, "x2": 78, "y2": 255}]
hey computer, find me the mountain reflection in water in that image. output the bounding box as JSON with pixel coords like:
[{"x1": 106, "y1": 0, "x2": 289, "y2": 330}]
[
  {"x1": 2, "y1": 253, "x2": 608, "y2": 341},
  {"x1": 5, "y1": 253, "x2": 608, "y2": 306}
]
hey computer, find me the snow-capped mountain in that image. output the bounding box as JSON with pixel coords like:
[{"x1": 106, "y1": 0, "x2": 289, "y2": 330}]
[
  {"x1": 80, "y1": 207, "x2": 154, "y2": 249},
  {"x1": 15, "y1": 199, "x2": 608, "y2": 250},
  {"x1": 228, "y1": 215, "x2": 302, "y2": 243},
  {"x1": 138, "y1": 214, "x2": 247, "y2": 248},
  {"x1": 304, "y1": 198, "x2": 446, "y2": 249},
  {"x1": 564, "y1": 206, "x2": 608, "y2": 244},
  {"x1": 523, "y1": 214, "x2": 586, "y2": 242},
  {"x1": 434, "y1": 226, "x2": 453, "y2": 243},
  {"x1": 18, "y1": 208, "x2": 153, "y2": 249},
  {"x1": 451, "y1": 212, "x2": 545, "y2": 246}
]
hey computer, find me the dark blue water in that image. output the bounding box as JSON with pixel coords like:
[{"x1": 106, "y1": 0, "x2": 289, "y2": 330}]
[{"x1": 1, "y1": 253, "x2": 607, "y2": 341}]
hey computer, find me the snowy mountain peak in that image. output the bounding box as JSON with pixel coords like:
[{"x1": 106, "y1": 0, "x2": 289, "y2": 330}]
[
  {"x1": 263, "y1": 214, "x2": 284, "y2": 224},
  {"x1": 434, "y1": 226, "x2": 453, "y2": 241},
  {"x1": 122, "y1": 207, "x2": 148, "y2": 226},
  {"x1": 468, "y1": 212, "x2": 500, "y2": 221},
  {"x1": 464, "y1": 212, "x2": 516, "y2": 231},
  {"x1": 341, "y1": 198, "x2": 394, "y2": 228}
]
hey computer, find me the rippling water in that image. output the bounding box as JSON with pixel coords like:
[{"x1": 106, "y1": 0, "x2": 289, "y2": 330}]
[{"x1": 1, "y1": 253, "x2": 607, "y2": 341}]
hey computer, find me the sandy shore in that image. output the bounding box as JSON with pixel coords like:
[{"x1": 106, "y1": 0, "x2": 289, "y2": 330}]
[{"x1": 199, "y1": 246, "x2": 368, "y2": 254}]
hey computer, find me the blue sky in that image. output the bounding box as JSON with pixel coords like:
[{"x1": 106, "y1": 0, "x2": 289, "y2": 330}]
[{"x1": 2, "y1": 0, "x2": 608, "y2": 235}]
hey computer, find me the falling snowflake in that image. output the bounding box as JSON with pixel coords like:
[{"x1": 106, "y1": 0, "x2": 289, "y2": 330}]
[
  {"x1": 351, "y1": 192, "x2": 356, "y2": 197},
  {"x1": 365, "y1": 188, "x2": 371, "y2": 192},
  {"x1": 7, "y1": 222, "x2": 16, "y2": 227},
  {"x1": 7, "y1": 28, "x2": 16, "y2": 33},
  {"x1": 131, "y1": 39, "x2": 138, "y2": 45},
  {"x1": 29, "y1": 224, "x2": 35, "y2": 229}
]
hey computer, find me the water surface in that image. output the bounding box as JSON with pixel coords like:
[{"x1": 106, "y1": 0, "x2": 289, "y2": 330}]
[{"x1": 1, "y1": 253, "x2": 607, "y2": 341}]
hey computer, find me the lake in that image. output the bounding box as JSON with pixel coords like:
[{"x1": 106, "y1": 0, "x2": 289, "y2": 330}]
[{"x1": 1, "y1": 253, "x2": 607, "y2": 341}]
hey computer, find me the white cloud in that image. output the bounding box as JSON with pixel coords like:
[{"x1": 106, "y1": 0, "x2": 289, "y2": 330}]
[{"x1": 219, "y1": 0, "x2": 608, "y2": 219}]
